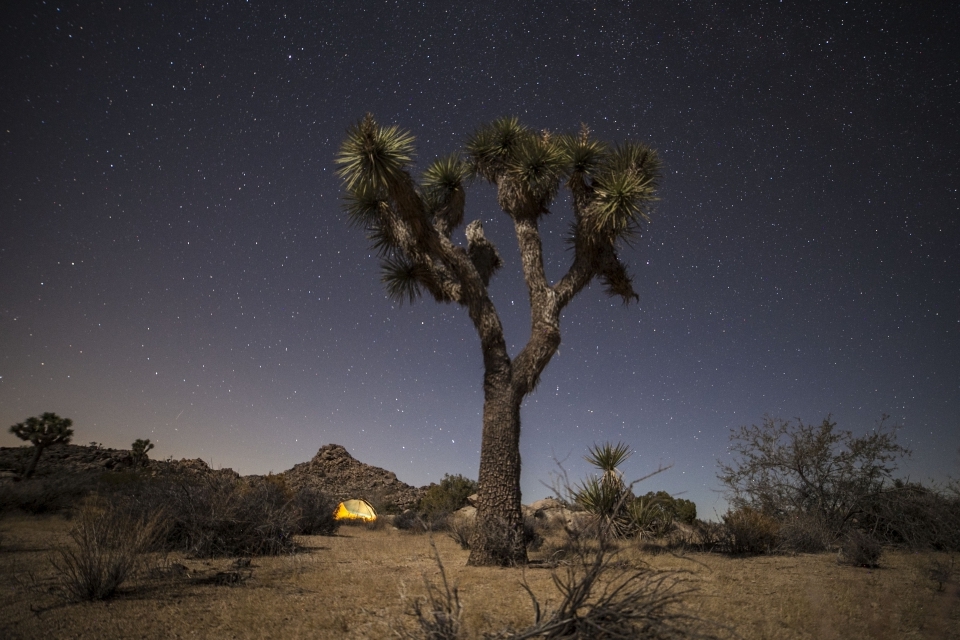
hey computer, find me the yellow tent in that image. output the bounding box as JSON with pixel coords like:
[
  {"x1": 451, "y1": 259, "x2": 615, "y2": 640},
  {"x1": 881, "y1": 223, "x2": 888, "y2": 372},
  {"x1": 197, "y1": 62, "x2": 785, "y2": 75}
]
[{"x1": 333, "y1": 499, "x2": 377, "y2": 522}]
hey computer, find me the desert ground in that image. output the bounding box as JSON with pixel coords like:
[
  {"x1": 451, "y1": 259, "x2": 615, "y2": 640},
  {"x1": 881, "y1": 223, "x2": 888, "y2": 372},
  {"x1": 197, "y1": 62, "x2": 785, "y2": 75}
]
[{"x1": 1, "y1": 512, "x2": 957, "y2": 640}]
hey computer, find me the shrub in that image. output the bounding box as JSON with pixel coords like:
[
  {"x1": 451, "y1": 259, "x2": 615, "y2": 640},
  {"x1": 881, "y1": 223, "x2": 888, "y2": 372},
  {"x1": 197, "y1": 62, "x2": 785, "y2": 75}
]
[
  {"x1": 51, "y1": 497, "x2": 167, "y2": 600},
  {"x1": 127, "y1": 474, "x2": 301, "y2": 557},
  {"x1": 419, "y1": 474, "x2": 477, "y2": 520},
  {"x1": 628, "y1": 495, "x2": 675, "y2": 539},
  {"x1": 860, "y1": 480, "x2": 960, "y2": 551},
  {"x1": 501, "y1": 531, "x2": 724, "y2": 639},
  {"x1": 718, "y1": 415, "x2": 908, "y2": 537},
  {"x1": 574, "y1": 442, "x2": 637, "y2": 538},
  {"x1": 399, "y1": 541, "x2": 464, "y2": 640},
  {"x1": 927, "y1": 556, "x2": 956, "y2": 592},
  {"x1": 837, "y1": 529, "x2": 882, "y2": 568},
  {"x1": 0, "y1": 474, "x2": 97, "y2": 515},
  {"x1": 292, "y1": 486, "x2": 340, "y2": 536},
  {"x1": 523, "y1": 513, "x2": 545, "y2": 552},
  {"x1": 683, "y1": 520, "x2": 731, "y2": 553},
  {"x1": 637, "y1": 491, "x2": 697, "y2": 525},
  {"x1": 394, "y1": 509, "x2": 427, "y2": 532},
  {"x1": 446, "y1": 514, "x2": 475, "y2": 550},
  {"x1": 777, "y1": 512, "x2": 834, "y2": 553},
  {"x1": 722, "y1": 507, "x2": 779, "y2": 555}
]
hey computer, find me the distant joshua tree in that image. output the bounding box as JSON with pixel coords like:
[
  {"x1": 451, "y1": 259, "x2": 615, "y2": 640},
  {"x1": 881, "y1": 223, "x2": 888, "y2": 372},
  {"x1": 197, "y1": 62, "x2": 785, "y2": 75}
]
[
  {"x1": 336, "y1": 115, "x2": 661, "y2": 565},
  {"x1": 9, "y1": 412, "x2": 74, "y2": 479},
  {"x1": 131, "y1": 438, "x2": 155, "y2": 467}
]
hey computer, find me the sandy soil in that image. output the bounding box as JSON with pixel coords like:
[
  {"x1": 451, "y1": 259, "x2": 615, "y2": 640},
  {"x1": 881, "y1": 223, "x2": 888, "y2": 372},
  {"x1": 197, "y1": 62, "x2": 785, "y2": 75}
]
[{"x1": 1, "y1": 514, "x2": 957, "y2": 639}]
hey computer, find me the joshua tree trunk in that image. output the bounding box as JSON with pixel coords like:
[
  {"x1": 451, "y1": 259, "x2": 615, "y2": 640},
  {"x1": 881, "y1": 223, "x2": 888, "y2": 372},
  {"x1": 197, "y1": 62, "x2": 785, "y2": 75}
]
[
  {"x1": 23, "y1": 444, "x2": 46, "y2": 479},
  {"x1": 470, "y1": 382, "x2": 525, "y2": 564}
]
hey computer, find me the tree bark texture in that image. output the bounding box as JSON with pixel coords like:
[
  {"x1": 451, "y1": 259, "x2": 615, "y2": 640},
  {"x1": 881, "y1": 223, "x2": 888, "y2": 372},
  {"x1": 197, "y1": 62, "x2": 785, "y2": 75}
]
[
  {"x1": 24, "y1": 445, "x2": 44, "y2": 479},
  {"x1": 468, "y1": 383, "x2": 526, "y2": 565}
]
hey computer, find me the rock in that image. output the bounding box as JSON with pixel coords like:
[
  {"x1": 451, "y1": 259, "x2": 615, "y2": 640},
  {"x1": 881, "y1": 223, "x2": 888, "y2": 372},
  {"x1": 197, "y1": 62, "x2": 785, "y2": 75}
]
[
  {"x1": 529, "y1": 497, "x2": 565, "y2": 511},
  {"x1": 0, "y1": 441, "x2": 423, "y2": 513},
  {"x1": 280, "y1": 444, "x2": 424, "y2": 512},
  {"x1": 453, "y1": 505, "x2": 477, "y2": 519}
]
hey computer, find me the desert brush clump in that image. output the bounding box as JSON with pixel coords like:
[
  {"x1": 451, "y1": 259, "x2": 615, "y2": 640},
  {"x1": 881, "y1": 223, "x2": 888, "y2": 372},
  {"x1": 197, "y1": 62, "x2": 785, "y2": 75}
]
[
  {"x1": 859, "y1": 479, "x2": 960, "y2": 551},
  {"x1": 419, "y1": 474, "x2": 478, "y2": 521},
  {"x1": 50, "y1": 496, "x2": 168, "y2": 601},
  {"x1": 415, "y1": 444, "x2": 727, "y2": 638},
  {"x1": 775, "y1": 511, "x2": 835, "y2": 553},
  {"x1": 446, "y1": 513, "x2": 476, "y2": 550},
  {"x1": 291, "y1": 484, "x2": 341, "y2": 536},
  {"x1": 722, "y1": 506, "x2": 780, "y2": 555},
  {"x1": 0, "y1": 473, "x2": 98, "y2": 515},
  {"x1": 398, "y1": 540, "x2": 465, "y2": 640},
  {"x1": 504, "y1": 546, "x2": 726, "y2": 639},
  {"x1": 837, "y1": 529, "x2": 883, "y2": 568},
  {"x1": 123, "y1": 473, "x2": 335, "y2": 557},
  {"x1": 718, "y1": 415, "x2": 908, "y2": 541}
]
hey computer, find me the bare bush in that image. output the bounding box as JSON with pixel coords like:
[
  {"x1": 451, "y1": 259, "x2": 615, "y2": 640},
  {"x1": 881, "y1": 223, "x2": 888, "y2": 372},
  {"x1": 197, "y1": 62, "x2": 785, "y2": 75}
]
[
  {"x1": 0, "y1": 474, "x2": 97, "y2": 515},
  {"x1": 927, "y1": 556, "x2": 956, "y2": 592},
  {"x1": 446, "y1": 514, "x2": 475, "y2": 550},
  {"x1": 837, "y1": 530, "x2": 882, "y2": 568},
  {"x1": 51, "y1": 498, "x2": 167, "y2": 600},
  {"x1": 292, "y1": 486, "x2": 340, "y2": 536},
  {"x1": 860, "y1": 481, "x2": 960, "y2": 551},
  {"x1": 722, "y1": 507, "x2": 779, "y2": 555},
  {"x1": 497, "y1": 534, "x2": 727, "y2": 639},
  {"x1": 777, "y1": 512, "x2": 834, "y2": 553},
  {"x1": 718, "y1": 415, "x2": 908, "y2": 538},
  {"x1": 681, "y1": 520, "x2": 731, "y2": 554},
  {"x1": 399, "y1": 541, "x2": 464, "y2": 640},
  {"x1": 127, "y1": 474, "x2": 301, "y2": 557}
]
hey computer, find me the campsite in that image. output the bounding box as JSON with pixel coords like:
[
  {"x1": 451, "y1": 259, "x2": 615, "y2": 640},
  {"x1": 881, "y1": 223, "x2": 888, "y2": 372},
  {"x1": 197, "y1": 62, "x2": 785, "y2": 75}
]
[
  {"x1": 0, "y1": 441, "x2": 958, "y2": 639},
  {"x1": 0, "y1": 512, "x2": 957, "y2": 639}
]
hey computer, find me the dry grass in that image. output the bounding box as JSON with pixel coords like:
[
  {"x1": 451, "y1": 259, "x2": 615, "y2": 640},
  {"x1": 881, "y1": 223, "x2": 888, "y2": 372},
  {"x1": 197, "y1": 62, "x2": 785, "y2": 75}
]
[{"x1": 0, "y1": 513, "x2": 958, "y2": 639}]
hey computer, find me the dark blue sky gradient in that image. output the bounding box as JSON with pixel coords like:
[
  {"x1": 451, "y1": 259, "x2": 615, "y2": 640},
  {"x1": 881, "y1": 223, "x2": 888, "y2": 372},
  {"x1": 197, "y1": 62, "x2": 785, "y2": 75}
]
[{"x1": 2, "y1": 1, "x2": 957, "y2": 514}]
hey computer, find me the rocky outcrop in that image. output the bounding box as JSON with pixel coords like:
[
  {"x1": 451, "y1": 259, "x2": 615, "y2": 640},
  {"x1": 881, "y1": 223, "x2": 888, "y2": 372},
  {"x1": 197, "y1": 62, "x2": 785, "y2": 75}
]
[
  {"x1": 0, "y1": 443, "x2": 136, "y2": 477},
  {"x1": 280, "y1": 444, "x2": 424, "y2": 511},
  {"x1": 0, "y1": 443, "x2": 239, "y2": 481},
  {"x1": 0, "y1": 442, "x2": 422, "y2": 511}
]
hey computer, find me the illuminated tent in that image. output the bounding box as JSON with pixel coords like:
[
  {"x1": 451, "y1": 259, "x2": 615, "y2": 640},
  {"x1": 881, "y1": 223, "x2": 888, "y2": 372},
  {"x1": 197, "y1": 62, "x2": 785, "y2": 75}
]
[{"x1": 333, "y1": 499, "x2": 377, "y2": 522}]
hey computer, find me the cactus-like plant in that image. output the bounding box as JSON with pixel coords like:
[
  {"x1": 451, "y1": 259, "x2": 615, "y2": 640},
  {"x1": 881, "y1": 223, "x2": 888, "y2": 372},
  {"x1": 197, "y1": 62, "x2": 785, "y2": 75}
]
[
  {"x1": 130, "y1": 438, "x2": 155, "y2": 467},
  {"x1": 9, "y1": 412, "x2": 74, "y2": 479},
  {"x1": 576, "y1": 442, "x2": 634, "y2": 537}
]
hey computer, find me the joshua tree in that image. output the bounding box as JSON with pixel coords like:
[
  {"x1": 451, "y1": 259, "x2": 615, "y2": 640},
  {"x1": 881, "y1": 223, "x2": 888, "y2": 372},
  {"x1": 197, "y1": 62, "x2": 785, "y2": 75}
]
[
  {"x1": 9, "y1": 412, "x2": 74, "y2": 479},
  {"x1": 336, "y1": 115, "x2": 661, "y2": 565},
  {"x1": 131, "y1": 438, "x2": 155, "y2": 467}
]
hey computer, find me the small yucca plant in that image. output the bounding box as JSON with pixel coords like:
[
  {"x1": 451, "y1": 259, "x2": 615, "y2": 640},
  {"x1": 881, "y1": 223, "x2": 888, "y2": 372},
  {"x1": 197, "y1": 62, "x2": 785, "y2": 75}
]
[{"x1": 576, "y1": 442, "x2": 635, "y2": 538}]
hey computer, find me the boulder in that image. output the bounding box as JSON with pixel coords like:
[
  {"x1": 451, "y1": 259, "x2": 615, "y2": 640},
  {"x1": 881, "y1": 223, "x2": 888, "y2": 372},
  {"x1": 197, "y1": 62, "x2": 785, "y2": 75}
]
[{"x1": 280, "y1": 444, "x2": 424, "y2": 512}]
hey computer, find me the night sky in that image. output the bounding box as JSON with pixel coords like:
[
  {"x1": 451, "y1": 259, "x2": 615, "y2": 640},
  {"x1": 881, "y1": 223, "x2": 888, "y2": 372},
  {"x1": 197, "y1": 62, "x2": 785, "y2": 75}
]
[{"x1": 2, "y1": 1, "x2": 957, "y2": 516}]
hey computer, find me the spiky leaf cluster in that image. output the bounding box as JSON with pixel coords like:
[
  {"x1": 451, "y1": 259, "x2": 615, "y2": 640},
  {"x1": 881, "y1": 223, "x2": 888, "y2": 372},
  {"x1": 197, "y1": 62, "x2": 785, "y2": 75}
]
[
  {"x1": 576, "y1": 442, "x2": 636, "y2": 538},
  {"x1": 337, "y1": 115, "x2": 467, "y2": 305},
  {"x1": 336, "y1": 114, "x2": 660, "y2": 308},
  {"x1": 10, "y1": 412, "x2": 74, "y2": 448},
  {"x1": 585, "y1": 441, "x2": 632, "y2": 473},
  {"x1": 335, "y1": 113, "x2": 415, "y2": 192}
]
